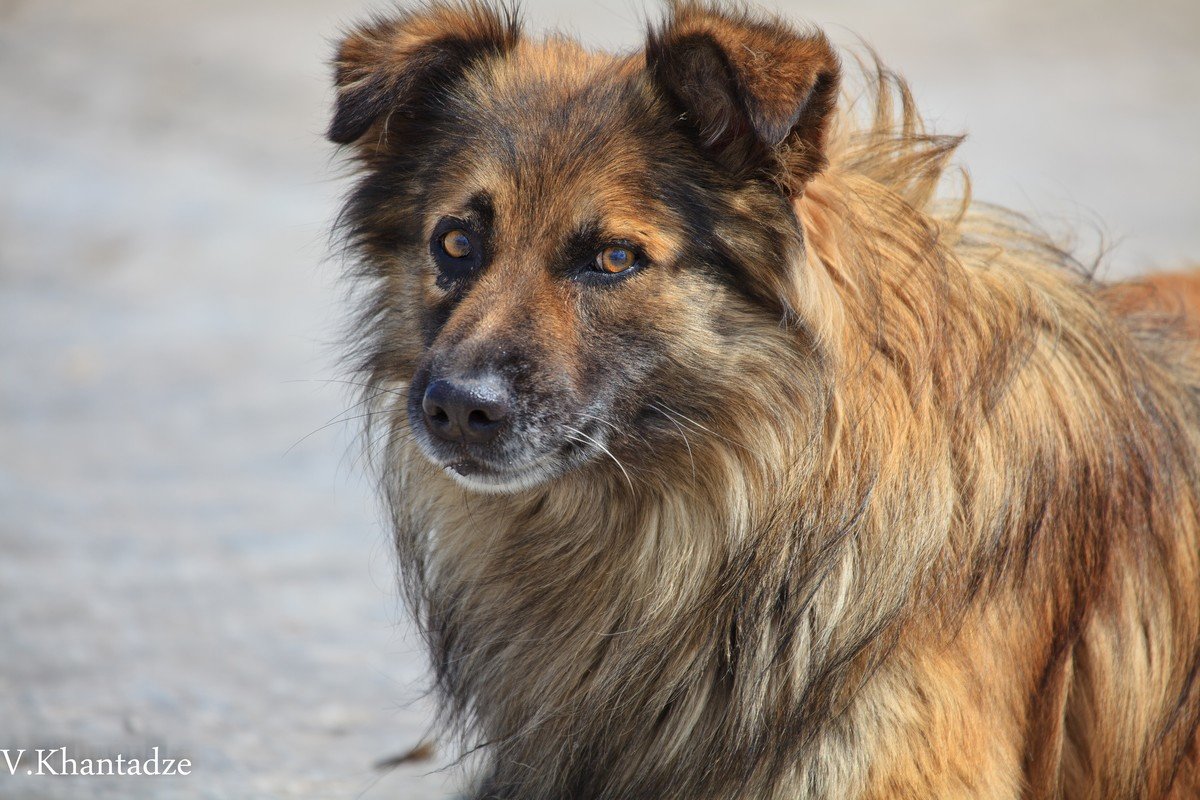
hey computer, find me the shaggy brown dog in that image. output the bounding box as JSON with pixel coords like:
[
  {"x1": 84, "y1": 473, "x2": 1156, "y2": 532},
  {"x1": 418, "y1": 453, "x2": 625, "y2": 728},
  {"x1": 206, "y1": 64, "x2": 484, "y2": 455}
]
[{"x1": 327, "y1": 2, "x2": 1200, "y2": 797}]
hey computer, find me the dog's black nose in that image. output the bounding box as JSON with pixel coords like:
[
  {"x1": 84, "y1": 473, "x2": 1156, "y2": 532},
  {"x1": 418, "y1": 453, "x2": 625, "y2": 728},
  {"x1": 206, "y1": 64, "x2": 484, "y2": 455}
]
[{"x1": 422, "y1": 377, "x2": 511, "y2": 444}]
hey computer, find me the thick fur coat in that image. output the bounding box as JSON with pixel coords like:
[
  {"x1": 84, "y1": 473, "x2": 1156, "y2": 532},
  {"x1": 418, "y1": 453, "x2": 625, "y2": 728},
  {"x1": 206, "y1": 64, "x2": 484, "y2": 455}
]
[{"x1": 328, "y1": 2, "x2": 1200, "y2": 797}]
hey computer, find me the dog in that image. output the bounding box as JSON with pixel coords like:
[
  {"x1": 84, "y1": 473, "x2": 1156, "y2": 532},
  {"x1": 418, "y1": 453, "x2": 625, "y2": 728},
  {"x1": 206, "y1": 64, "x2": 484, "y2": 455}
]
[{"x1": 327, "y1": 2, "x2": 1200, "y2": 797}]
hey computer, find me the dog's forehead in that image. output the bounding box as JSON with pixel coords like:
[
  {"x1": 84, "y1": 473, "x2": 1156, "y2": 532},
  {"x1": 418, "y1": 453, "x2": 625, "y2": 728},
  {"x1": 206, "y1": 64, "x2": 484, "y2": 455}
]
[
  {"x1": 449, "y1": 39, "x2": 650, "y2": 174},
  {"x1": 470, "y1": 37, "x2": 637, "y2": 114},
  {"x1": 431, "y1": 40, "x2": 679, "y2": 249}
]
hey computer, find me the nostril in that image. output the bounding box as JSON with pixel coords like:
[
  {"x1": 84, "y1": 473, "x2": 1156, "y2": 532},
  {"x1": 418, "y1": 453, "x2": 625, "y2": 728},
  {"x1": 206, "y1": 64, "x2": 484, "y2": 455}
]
[
  {"x1": 422, "y1": 394, "x2": 450, "y2": 426},
  {"x1": 467, "y1": 408, "x2": 498, "y2": 429}
]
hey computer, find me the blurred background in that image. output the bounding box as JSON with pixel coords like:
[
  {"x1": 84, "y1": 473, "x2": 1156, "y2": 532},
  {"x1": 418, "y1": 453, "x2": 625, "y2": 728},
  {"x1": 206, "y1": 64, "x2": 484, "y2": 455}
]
[{"x1": 1, "y1": 0, "x2": 1196, "y2": 798}]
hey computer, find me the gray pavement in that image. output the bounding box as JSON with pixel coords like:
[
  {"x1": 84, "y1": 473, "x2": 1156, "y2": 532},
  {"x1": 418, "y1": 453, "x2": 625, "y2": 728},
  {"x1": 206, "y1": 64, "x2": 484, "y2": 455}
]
[{"x1": 1, "y1": 1, "x2": 1197, "y2": 798}]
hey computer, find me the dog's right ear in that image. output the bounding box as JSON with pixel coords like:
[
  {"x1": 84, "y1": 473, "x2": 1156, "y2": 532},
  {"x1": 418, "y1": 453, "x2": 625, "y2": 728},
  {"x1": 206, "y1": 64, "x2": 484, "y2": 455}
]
[
  {"x1": 646, "y1": 2, "x2": 839, "y2": 191},
  {"x1": 327, "y1": 3, "x2": 520, "y2": 147}
]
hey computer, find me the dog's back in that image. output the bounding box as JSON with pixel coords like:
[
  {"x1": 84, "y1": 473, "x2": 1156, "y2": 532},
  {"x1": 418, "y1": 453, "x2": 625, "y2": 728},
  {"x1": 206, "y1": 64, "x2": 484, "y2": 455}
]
[{"x1": 1113, "y1": 270, "x2": 1200, "y2": 322}]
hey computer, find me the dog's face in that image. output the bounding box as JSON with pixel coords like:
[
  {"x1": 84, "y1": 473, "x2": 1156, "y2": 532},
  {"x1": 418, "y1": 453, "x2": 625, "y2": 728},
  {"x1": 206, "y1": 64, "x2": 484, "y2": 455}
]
[{"x1": 330, "y1": 3, "x2": 839, "y2": 492}]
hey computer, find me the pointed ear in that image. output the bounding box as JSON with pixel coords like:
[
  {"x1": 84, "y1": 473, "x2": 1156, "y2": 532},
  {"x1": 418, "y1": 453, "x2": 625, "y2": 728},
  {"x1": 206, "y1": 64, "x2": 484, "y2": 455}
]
[
  {"x1": 327, "y1": 2, "x2": 520, "y2": 147},
  {"x1": 646, "y1": 2, "x2": 839, "y2": 191}
]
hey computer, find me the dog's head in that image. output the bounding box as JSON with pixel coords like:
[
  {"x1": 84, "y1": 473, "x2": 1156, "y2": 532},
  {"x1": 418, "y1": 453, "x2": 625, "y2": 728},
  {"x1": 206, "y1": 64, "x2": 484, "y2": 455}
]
[{"x1": 330, "y1": 2, "x2": 839, "y2": 493}]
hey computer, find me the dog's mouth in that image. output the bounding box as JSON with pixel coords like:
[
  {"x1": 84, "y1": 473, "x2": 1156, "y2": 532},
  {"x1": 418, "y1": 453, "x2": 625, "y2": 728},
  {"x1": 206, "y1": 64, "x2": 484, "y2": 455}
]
[
  {"x1": 437, "y1": 451, "x2": 570, "y2": 494},
  {"x1": 403, "y1": 379, "x2": 612, "y2": 493},
  {"x1": 413, "y1": 422, "x2": 605, "y2": 494}
]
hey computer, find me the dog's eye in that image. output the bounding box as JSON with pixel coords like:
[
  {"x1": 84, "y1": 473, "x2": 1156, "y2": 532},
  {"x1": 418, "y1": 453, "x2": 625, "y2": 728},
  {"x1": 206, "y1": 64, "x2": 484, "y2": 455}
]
[
  {"x1": 430, "y1": 221, "x2": 484, "y2": 282},
  {"x1": 596, "y1": 246, "x2": 638, "y2": 275},
  {"x1": 440, "y1": 229, "x2": 472, "y2": 259}
]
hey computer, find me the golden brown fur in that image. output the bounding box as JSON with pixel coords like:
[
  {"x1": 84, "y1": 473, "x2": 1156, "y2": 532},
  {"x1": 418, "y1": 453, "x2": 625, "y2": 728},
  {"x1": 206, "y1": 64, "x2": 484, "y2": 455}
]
[
  {"x1": 328, "y1": 3, "x2": 1200, "y2": 797},
  {"x1": 1113, "y1": 271, "x2": 1200, "y2": 329}
]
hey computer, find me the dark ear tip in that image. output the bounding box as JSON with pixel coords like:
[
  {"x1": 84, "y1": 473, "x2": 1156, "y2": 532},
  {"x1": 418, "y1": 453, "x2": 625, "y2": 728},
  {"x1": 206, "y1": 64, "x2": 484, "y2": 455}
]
[
  {"x1": 326, "y1": 119, "x2": 357, "y2": 145},
  {"x1": 327, "y1": 89, "x2": 385, "y2": 145},
  {"x1": 327, "y1": 114, "x2": 366, "y2": 145}
]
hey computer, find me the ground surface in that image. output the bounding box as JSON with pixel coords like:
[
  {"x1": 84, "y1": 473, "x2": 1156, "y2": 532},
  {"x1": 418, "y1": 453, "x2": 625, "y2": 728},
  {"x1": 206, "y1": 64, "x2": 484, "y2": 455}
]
[{"x1": 1, "y1": 0, "x2": 1197, "y2": 798}]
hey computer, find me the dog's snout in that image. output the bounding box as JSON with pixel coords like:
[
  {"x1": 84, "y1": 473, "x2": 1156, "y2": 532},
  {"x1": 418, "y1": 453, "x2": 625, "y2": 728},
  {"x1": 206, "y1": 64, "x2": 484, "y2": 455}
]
[{"x1": 422, "y1": 377, "x2": 511, "y2": 444}]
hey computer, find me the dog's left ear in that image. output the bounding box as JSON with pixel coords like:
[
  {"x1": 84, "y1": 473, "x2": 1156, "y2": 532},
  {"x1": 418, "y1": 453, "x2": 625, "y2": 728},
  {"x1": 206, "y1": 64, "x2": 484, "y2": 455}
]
[
  {"x1": 327, "y1": 3, "x2": 520, "y2": 148},
  {"x1": 646, "y1": 2, "x2": 840, "y2": 192}
]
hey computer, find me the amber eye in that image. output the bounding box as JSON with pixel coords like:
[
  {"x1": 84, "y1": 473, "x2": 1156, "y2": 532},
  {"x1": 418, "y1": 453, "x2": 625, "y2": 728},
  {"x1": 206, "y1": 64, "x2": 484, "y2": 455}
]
[
  {"x1": 440, "y1": 229, "x2": 472, "y2": 259},
  {"x1": 596, "y1": 246, "x2": 637, "y2": 274}
]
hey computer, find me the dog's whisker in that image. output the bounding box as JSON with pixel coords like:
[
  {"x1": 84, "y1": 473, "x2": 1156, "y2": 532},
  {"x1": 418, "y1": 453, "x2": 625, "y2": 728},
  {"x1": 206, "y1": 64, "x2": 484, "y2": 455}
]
[
  {"x1": 646, "y1": 403, "x2": 697, "y2": 483},
  {"x1": 563, "y1": 425, "x2": 634, "y2": 491},
  {"x1": 284, "y1": 376, "x2": 409, "y2": 399},
  {"x1": 285, "y1": 409, "x2": 391, "y2": 456}
]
